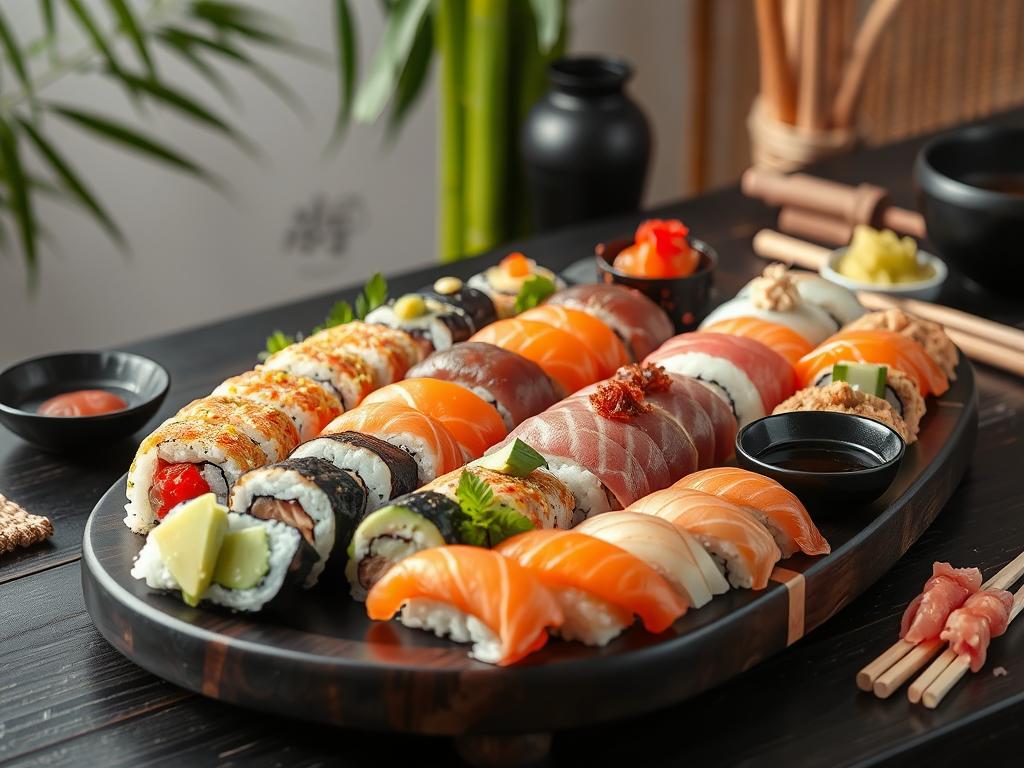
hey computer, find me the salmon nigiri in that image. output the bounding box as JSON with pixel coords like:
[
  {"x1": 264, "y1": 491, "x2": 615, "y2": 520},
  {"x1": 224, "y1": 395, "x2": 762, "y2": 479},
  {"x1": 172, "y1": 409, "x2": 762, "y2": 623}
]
[
  {"x1": 795, "y1": 328, "x2": 948, "y2": 396},
  {"x1": 470, "y1": 318, "x2": 602, "y2": 395},
  {"x1": 361, "y1": 378, "x2": 507, "y2": 459},
  {"x1": 628, "y1": 488, "x2": 781, "y2": 590},
  {"x1": 702, "y1": 316, "x2": 814, "y2": 366},
  {"x1": 496, "y1": 530, "x2": 688, "y2": 645},
  {"x1": 518, "y1": 305, "x2": 630, "y2": 378},
  {"x1": 674, "y1": 468, "x2": 830, "y2": 557},
  {"x1": 366, "y1": 546, "x2": 564, "y2": 666},
  {"x1": 323, "y1": 401, "x2": 464, "y2": 483}
]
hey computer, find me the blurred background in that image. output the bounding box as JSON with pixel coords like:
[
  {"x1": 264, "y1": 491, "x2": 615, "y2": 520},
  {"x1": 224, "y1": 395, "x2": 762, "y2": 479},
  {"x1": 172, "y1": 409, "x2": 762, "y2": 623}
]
[{"x1": 1, "y1": 0, "x2": 1021, "y2": 363}]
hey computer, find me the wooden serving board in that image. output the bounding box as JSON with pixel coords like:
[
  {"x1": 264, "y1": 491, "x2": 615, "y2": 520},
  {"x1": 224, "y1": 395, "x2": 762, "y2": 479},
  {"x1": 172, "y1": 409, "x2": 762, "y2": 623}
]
[{"x1": 81, "y1": 358, "x2": 977, "y2": 737}]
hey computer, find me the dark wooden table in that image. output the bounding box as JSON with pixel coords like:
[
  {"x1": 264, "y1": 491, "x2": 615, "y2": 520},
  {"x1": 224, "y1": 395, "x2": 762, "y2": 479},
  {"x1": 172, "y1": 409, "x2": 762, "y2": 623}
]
[{"x1": 3, "y1": 112, "x2": 1024, "y2": 768}]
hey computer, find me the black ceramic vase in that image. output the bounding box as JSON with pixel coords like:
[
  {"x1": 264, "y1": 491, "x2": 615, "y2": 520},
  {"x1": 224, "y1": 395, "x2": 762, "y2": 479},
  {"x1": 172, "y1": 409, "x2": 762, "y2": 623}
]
[{"x1": 522, "y1": 56, "x2": 651, "y2": 231}]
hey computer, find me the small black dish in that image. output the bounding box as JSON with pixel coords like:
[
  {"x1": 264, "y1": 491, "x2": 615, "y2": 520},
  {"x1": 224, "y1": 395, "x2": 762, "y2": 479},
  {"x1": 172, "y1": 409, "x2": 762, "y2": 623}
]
[
  {"x1": 595, "y1": 237, "x2": 717, "y2": 332},
  {"x1": 914, "y1": 124, "x2": 1024, "y2": 295},
  {"x1": 0, "y1": 351, "x2": 170, "y2": 453},
  {"x1": 735, "y1": 411, "x2": 906, "y2": 509}
]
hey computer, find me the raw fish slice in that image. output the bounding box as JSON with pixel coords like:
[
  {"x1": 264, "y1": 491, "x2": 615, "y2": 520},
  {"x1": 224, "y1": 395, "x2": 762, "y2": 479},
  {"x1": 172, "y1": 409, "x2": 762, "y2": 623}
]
[
  {"x1": 628, "y1": 488, "x2": 781, "y2": 590},
  {"x1": 700, "y1": 294, "x2": 837, "y2": 345},
  {"x1": 940, "y1": 589, "x2": 1014, "y2": 672},
  {"x1": 674, "y1": 468, "x2": 830, "y2": 557},
  {"x1": 795, "y1": 329, "x2": 948, "y2": 396},
  {"x1": 519, "y1": 305, "x2": 630, "y2": 378},
  {"x1": 496, "y1": 530, "x2": 688, "y2": 634},
  {"x1": 702, "y1": 316, "x2": 814, "y2": 366},
  {"x1": 365, "y1": 546, "x2": 564, "y2": 666},
  {"x1": 362, "y1": 378, "x2": 507, "y2": 459},
  {"x1": 901, "y1": 561, "x2": 983, "y2": 643},
  {"x1": 575, "y1": 511, "x2": 727, "y2": 607},
  {"x1": 659, "y1": 373, "x2": 736, "y2": 465}
]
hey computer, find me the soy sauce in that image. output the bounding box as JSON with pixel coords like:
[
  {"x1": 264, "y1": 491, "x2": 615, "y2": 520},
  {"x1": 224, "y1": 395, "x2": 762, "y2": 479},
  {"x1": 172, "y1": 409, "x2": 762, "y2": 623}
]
[{"x1": 757, "y1": 440, "x2": 883, "y2": 473}]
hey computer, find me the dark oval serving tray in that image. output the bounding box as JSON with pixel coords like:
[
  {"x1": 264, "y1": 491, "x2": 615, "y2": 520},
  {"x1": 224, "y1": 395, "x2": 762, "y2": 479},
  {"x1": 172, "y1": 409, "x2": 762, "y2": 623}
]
[{"x1": 81, "y1": 358, "x2": 977, "y2": 736}]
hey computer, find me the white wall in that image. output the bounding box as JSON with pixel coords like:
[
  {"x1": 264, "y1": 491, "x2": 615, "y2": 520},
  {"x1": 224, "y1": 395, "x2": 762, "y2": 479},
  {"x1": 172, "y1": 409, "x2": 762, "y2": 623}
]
[{"x1": 0, "y1": 0, "x2": 695, "y2": 365}]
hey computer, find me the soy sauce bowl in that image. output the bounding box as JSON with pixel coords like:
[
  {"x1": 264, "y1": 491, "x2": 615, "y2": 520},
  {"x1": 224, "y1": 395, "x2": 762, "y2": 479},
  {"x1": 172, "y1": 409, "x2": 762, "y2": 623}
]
[
  {"x1": 0, "y1": 351, "x2": 170, "y2": 453},
  {"x1": 735, "y1": 411, "x2": 906, "y2": 509}
]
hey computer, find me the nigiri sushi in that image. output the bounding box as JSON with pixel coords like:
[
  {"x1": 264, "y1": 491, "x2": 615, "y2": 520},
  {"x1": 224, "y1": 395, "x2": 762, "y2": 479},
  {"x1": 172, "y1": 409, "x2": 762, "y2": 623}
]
[
  {"x1": 787, "y1": 271, "x2": 865, "y2": 327},
  {"x1": 940, "y1": 589, "x2": 1015, "y2": 672},
  {"x1": 406, "y1": 341, "x2": 562, "y2": 430},
  {"x1": 628, "y1": 488, "x2": 781, "y2": 589},
  {"x1": 323, "y1": 402, "x2": 464, "y2": 484},
  {"x1": 673, "y1": 468, "x2": 830, "y2": 557},
  {"x1": 518, "y1": 305, "x2": 630, "y2": 378},
  {"x1": 575, "y1": 511, "x2": 728, "y2": 608},
  {"x1": 795, "y1": 328, "x2": 949, "y2": 396},
  {"x1": 361, "y1": 378, "x2": 507, "y2": 460},
  {"x1": 496, "y1": 530, "x2": 688, "y2": 645},
  {"x1": 901, "y1": 562, "x2": 982, "y2": 644},
  {"x1": 843, "y1": 308, "x2": 958, "y2": 381},
  {"x1": 470, "y1": 318, "x2": 602, "y2": 395},
  {"x1": 366, "y1": 545, "x2": 564, "y2": 666},
  {"x1": 701, "y1": 316, "x2": 814, "y2": 366},
  {"x1": 467, "y1": 252, "x2": 566, "y2": 318}
]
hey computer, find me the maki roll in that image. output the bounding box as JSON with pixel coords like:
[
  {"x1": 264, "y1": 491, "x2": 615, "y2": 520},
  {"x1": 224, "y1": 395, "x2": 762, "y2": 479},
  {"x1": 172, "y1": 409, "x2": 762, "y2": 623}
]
[
  {"x1": 229, "y1": 457, "x2": 368, "y2": 586},
  {"x1": 175, "y1": 395, "x2": 300, "y2": 463},
  {"x1": 213, "y1": 368, "x2": 343, "y2": 442},
  {"x1": 262, "y1": 344, "x2": 375, "y2": 410},
  {"x1": 467, "y1": 252, "x2": 565, "y2": 318},
  {"x1": 290, "y1": 431, "x2": 419, "y2": 511},
  {"x1": 345, "y1": 490, "x2": 460, "y2": 599},
  {"x1": 406, "y1": 341, "x2": 562, "y2": 430},
  {"x1": 421, "y1": 276, "x2": 498, "y2": 332},
  {"x1": 303, "y1": 322, "x2": 422, "y2": 388},
  {"x1": 365, "y1": 293, "x2": 475, "y2": 355},
  {"x1": 788, "y1": 271, "x2": 865, "y2": 327}
]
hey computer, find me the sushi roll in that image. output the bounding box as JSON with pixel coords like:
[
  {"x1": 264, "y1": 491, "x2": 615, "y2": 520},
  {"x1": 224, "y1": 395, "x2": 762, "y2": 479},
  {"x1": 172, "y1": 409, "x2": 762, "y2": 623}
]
[
  {"x1": 467, "y1": 252, "x2": 566, "y2": 318},
  {"x1": 773, "y1": 381, "x2": 916, "y2": 443},
  {"x1": 545, "y1": 283, "x2": 674, "y2": 361},
  {"x1": 629, "y1": 488, "x2": 782, "y2": 590},
  {"x1": 787, "y1": 271, "x2": 865, "y2": 327},
  {"x1": 470, "y1": 318, "x2": 602, "y2": 395},
  {"x1": 213, "y1": 368, "x2": 343, "y2": 441},
  {"x1": 323, "y1": 402, "x2": 465, "y2": 484},
  {"x1": 229, "y1": 457, "x2": 368, "y2": 586},
  {"x1": 262, "y1": 343, "x2": 375, "y2": 410},
  {"x1": 423, "y1": 465, "x2": 576, "y2": 530},
  {"x1": 645, "y1": 332, "x2": 796, "y2": 427},
  {"x1": 346, "y1": 491, "x2": 460, "y2": 600},
  {"x1": 701, "y1": 316, "x2": 814, "y2": 366},
  {"x1": 575, "y1": 511, "x2": 729, "y2": 608},
  {"x1": 406, "y1": 342, "x2": 562, "y2": 430},
  {"x1": 421, "y1": 276, "x2": 498, "y2": 332},
  {"x1": 365, "y1": 293, "x2": 475, "y2": 355},
  {"x1": 362, "y1": 378, "x2": 508, "y2": 460},
  {"x1": 366, "y1": 545, "x2": 565, "y2": 666},
  {"x1": 843, "y1": 308, "x2": 958, "y2": 380},
  {"x1": 518, "y1": 305, "x2": 630, "y2": 378},
  {"x1": 125, "y1": 420, "x2": 268, "y2": 533},
  {"x1": 175, "y1": 395, "x2": 300, "y2": 463},
  {"x1": 674, "y1": 468, "x2": 830, "y2": 557},
  {"x1": 303, "y1": 322, "x2": 422, "y2": 388},
  {"x1": 290, "y1": 431, "x2": 419, "y2": 512},
  {"x1": 496, "y1": 530, "x2": 688, "y2": 645}
]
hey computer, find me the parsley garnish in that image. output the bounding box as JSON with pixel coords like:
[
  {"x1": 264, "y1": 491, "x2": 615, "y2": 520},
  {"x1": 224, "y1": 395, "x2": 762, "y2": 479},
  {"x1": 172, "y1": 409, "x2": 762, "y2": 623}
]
[
  {"x1": 454, "y1": 470, "x2": 535, "y2": 548},
  {"x1": 513, "y1": 274, "x2": 557, "y2": 314}
]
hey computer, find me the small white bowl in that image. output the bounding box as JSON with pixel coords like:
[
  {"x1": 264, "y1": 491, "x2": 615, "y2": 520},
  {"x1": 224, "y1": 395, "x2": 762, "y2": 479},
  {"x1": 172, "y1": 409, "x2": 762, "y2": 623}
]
[{"x1": 821, "y1": 247, "x2": 948, "y2": 301}]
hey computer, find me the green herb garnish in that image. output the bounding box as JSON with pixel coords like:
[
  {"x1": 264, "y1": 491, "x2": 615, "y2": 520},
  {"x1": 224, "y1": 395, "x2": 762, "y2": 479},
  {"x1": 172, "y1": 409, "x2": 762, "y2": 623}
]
[
  {"x1": 355, "y1": 272, "x2": 389, "y2": 318},
  {"x1": 454, "y1": 470, "x2": 535, "y2": 548},
  {"x1": 258, "y1": 330, "x2": 297, "y2": 361},
  {"x1": 513, "y1": 274, "x2": 557, "y2": 314}
]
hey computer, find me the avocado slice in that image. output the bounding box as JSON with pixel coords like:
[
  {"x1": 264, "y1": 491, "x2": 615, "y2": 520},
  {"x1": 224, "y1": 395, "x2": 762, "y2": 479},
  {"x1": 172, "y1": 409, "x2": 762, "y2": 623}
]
[
  {"x1": 214, "y1": 526, "x2": 270, "y2": 590},
  {"x1": 151, "y1": 492, "x2": 228, "y2": 606},
  {"x1": 472, "y1": 438, "x2": 547, "y2": 477}
]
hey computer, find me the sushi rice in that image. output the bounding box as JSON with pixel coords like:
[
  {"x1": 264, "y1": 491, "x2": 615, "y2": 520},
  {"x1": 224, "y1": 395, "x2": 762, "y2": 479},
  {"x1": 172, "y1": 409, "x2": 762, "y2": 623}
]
[
  {"x1": 399, "y1": 598, "x2": 504, "y2": 665},
  {"x1": 654, "y1": 351, "x2": 764, "y2": 426}
]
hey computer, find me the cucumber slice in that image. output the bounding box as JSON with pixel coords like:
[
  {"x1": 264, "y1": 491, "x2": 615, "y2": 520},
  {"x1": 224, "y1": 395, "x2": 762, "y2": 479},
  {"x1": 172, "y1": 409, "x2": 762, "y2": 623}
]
[
  {"x1": 472, "y1": 438, "x2": 547, "y2": 477},
  {"x1": 831, "y1": 362, "x2": 888, "y2": 397}
]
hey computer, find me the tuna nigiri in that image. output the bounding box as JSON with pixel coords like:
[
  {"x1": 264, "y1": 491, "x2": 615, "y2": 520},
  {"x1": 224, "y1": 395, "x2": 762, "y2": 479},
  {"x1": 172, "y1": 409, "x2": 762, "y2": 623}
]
[
  {"x1": 628, "y1": 488, "x2": 781, "y2": 590},
  {"x1": 496, "y1": 530, "x2": 688, "y2": 645},
  {"x1": 940, "y1": 589, "x2": 1015, "y2": 672},
  {"x1": 673, "y1": 468, "x2": 830, "y2": 557},
  {"x1": 361, "y1": 378, "x2": 507, "y2": 460},
  {"x1": 323, "y1": 402, "x2": 464, "y2": 484},
  {"x1": 518, "y1": 305, "x2": 630, "y2": 378},
  {"x1": 365, "y1": 546, "x2": 564, "y2": 666},
  {"x1": 470, "y1": 318, "x2": 602, "y2": 395},
  {"x1": 702, "y1": 316, "x2": 814, "y2": 366},
  {"x1": 795, "y1": 329, "x2": 949, "y2": 396},
  {"x1": 575, "y1": 511, "x2": 728, "y2": 608},
  {"x1": 901, "y1": 562, "x2": 983, "y2": 644}
]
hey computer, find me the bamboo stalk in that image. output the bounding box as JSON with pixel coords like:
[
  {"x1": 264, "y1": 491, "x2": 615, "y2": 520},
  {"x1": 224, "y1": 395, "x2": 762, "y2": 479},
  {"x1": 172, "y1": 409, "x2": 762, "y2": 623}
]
[
  {"x1": 831, "y1": 0, "x2": 905, "y2": 129},
  {"x1": 755, "y1": 0, "x2": 797, "y2": 124},
  {"x1": 797, "y1": 0, "x2": 826, "y2": 131},
  {"x1": 436, "y1": 0, "x2": 465, "y2": 263}
]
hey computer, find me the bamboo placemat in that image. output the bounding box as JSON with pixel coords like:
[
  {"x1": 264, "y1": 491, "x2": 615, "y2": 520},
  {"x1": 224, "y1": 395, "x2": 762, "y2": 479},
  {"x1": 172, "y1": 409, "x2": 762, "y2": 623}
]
[{"x1": 0, "y1": 492, "x2": 53, "y2": 555}]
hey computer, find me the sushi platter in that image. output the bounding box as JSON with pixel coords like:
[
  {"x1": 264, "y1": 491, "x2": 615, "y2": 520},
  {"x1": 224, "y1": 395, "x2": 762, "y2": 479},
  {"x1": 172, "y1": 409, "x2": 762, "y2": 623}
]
[{"x1": 80, "y1": 231, "x2": 979, "y2": 736}]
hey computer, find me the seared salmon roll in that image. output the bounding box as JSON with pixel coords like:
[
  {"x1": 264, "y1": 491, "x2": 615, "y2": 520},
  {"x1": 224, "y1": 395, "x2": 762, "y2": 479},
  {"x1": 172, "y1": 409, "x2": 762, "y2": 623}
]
[
  {"x1": 262, "y1": 344, "x2": 374, "y2": 410},
  {"x1": 304, "y1": 321, "x2": 423, "y2": 387},
  {"x1": 175, "y1": 395, "x2": 300, "y2": 462},
  {"x1": 213, "y1": 368, "x2": 342, "y2": 441}
]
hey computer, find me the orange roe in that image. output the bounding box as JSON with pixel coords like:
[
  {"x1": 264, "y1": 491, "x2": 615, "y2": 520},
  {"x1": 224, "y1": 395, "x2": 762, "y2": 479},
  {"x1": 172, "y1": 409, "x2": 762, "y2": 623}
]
[
  {"x1": 612, "y1": 219, "x2": 698, "y2": 278},
  {"x1": 501, "y1": 252, "x2": 531, "y2": 277}
]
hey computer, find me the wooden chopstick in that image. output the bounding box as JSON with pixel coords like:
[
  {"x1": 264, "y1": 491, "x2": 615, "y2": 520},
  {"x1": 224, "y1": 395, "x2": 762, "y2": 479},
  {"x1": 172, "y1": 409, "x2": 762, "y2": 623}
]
[{"x1": 873, "y1": 639, "x2": 942, "y2": 698}]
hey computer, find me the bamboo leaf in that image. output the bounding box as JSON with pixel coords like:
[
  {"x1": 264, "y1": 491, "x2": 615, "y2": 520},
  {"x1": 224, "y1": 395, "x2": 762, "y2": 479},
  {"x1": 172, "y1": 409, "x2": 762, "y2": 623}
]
[
  {"x1": 154, "y1": 31, "x2": 236, "y2": 104},
  {"x1": 65, "y1": 0, "x2": 124, "y2": 76},
  {"x1": 189, "y1": 1, "x2": 328, "y2": 63},
  {"x1": 0, "y1": 118, "x2": 39, "y2": 285},
  {"x1": 41, "y1": 0, "x2": 57, "y2": 61},
  {"x1": 353, "y1": 0, "x2": 432, "y2": 123},
  {"x1": 328, "y1": 0, "x2": 357, "y2": 146},
  {"x1": 0, "y1": 8, "x2": 32, "y2": 101},
  {"x1": 386, "y1": 10, "x2": 432, "y2": 141},
  {"x1": 49, "y1": 104, "x2": 223, "y2": 189},
  {"x1": 17, "y1": 117, "x2": 125, "y2": 248},
  {"x1": 107, "y1": 0, "x2": 156, "y2": 78},
  {"x1": 528, "y1": 0, "x2": 563, "y2": 52}
]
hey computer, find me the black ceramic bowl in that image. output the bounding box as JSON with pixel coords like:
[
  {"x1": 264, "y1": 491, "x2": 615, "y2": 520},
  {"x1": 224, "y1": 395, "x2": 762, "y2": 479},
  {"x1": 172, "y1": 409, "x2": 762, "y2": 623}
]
[
  {"x1": 0, "y1": 351, "x2": 170, "y2": 453},
  {"x1": 915, "y1": 125, "x2": 1024, "y2": 295},
  {"x1": 735, "y1": 411, "x2": 906, "y2": 509},
  {"x1": 596, "y1": 238, "x2": 717, "y2": 332}
]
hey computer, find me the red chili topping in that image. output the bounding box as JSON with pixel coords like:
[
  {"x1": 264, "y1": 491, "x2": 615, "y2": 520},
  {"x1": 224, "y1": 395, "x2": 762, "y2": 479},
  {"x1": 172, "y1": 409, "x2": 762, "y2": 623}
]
[
  {"x1": 589, "y1": 379, "x2": 652, "y2": 422},
  {"x1": 615, "y1": 363, "x2": 672, "y2": 393},
  {"x1": 38, "y1": 389, "x2": 127, "y2": 417},
  {"x1": 149, "y1": 461, "x2": 211, "y2": 519}
]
